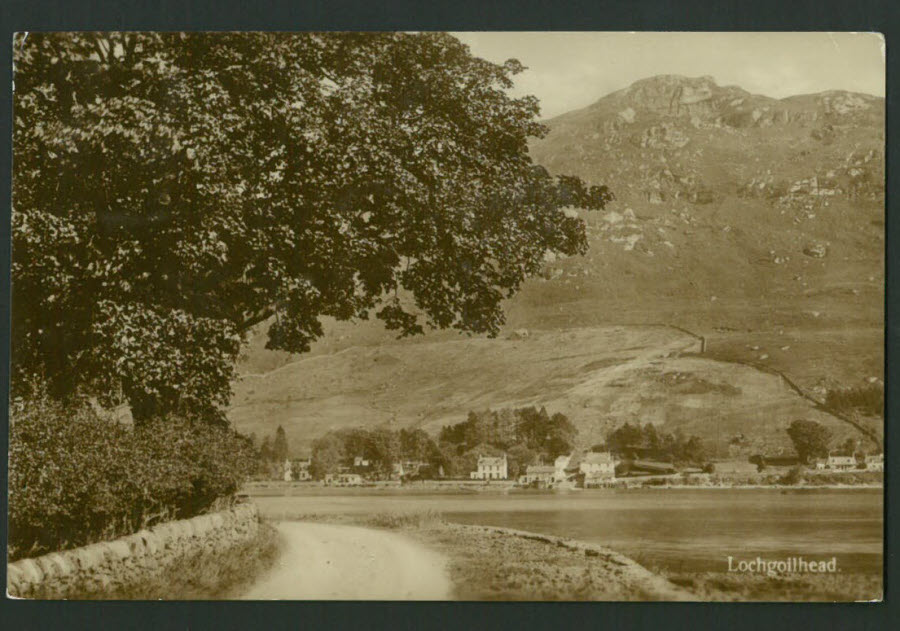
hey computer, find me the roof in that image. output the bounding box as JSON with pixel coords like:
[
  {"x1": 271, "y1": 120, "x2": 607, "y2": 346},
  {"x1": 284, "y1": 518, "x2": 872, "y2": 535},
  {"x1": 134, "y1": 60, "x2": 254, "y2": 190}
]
[
  {"x1": 526, "y1": 465, "x2": 556, "y2": 474},
  {"x1": 827, "y1": 456, "x2": 856, "y2": 463},
  {"x1": 582, "y1": 452, "x2": 615, "y2": 465},
  {"x1": 631, "y1": 460, "x2": 676, "y2": 471},
  {"x1": 478, "y1": 455, "x2": 506, "y2": 466}
]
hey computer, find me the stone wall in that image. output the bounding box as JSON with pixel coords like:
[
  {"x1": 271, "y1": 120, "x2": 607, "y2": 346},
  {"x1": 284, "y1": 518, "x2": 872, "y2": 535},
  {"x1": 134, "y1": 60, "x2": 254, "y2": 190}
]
[{"x1": 7, "y1": 502, "x2": 259, "y2": 599}]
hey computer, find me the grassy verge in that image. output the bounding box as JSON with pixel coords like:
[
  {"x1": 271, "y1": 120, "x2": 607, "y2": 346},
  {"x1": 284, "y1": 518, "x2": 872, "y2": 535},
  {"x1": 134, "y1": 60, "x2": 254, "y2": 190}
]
[
  {"x1": 662, "y1": 570, "x2": 882, "y2": 602},
  {"x1": 70, "y1": 521, "x2": 283, "y2": 600}
]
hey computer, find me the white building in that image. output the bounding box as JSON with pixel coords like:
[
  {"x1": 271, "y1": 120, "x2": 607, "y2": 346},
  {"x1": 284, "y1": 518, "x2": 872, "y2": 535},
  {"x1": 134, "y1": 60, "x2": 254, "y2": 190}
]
[
  {"x1": 865, "y1": 453, "x2": 884, "y2": 472},
  {"x1": 825, "y1": 455, "x2": 857, "y2": 471},
  {"x1": 579, "y1": 452, "x2": 616, "y2": 479},
  {"x1": 470, "y1": 455, "x2": 508, "y2": 480},
  {"x1": 520, "y1": 465, "x2": 556, "y2": 486}
]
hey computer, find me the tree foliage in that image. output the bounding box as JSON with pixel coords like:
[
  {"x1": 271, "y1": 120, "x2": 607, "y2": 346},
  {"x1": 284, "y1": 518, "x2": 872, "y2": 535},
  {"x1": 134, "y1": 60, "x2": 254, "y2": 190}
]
[
  {"x1": 605, "y1": 422, "x2": 708, "y2": 465},
  {"x1": 13, "y1": 32, "x2": 613, "y2": 421},
  {"x1": 272, "y1": 425, "x2": 289, "y2": 462},
  {"x1": 309, "y1": 426, "x2": 442, "y2": 479},
  {"x1": 8, "y1": 392, "x2": 255, "y2": 561},
  {"x1": 439, "y1": 406, "x2": 577, "y2": 462},
  {"x1": 786, "y1": 419, "x2": 832, "y2": 464}
]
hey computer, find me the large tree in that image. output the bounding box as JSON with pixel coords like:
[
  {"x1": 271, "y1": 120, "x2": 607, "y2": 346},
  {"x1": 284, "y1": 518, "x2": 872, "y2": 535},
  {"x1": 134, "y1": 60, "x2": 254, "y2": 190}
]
[
  {"x1": 12, "y1": 32, "x2": 613, "y2": 422},
  {"x1": 786, "y1": 419, "x2": 832, "y2": 464}
]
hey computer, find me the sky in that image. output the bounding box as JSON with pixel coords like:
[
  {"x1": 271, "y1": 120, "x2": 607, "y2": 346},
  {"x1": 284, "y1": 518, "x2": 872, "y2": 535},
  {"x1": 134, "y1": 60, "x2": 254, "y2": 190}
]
[{"x1": 452, "y1": 32, "x2": 885, "y2": 119}]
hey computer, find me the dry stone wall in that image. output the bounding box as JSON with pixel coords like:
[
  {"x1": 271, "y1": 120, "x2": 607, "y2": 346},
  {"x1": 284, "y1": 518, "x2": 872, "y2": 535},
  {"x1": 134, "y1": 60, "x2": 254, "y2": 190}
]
[{"x1": 7, "y1": 502, "x2": 259, "y2": 599}]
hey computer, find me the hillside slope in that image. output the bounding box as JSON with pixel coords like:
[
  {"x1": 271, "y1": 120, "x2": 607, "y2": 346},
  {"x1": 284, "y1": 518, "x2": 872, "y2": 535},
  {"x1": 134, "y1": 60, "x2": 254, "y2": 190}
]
[
  {"x1": 229, "y1": 75, "x2": 884, "y2": 453},
  {"x1": 229, "y1": 325, "x2": 872, "y2": 456}
]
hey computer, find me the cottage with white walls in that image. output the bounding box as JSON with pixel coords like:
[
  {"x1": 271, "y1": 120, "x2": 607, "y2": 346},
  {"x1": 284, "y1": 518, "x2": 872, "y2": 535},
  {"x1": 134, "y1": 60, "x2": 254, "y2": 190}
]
[{"x1": 470, "y1": 455, "x2": 508, "y2": 480}]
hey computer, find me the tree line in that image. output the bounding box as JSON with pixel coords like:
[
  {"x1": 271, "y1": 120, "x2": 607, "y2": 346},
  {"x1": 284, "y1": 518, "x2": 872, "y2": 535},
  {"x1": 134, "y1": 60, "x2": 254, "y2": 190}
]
[
  {"x1": 307, "y1": 406, "x2": 578, "y2": 480},
  {"x1": 603, "y1": 422, "x2": 709, "y2": 465}
]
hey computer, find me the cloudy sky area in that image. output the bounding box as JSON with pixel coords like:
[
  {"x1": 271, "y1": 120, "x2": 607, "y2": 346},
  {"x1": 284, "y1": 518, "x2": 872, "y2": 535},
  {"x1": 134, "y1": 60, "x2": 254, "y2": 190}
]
[{"x1": 453, "y1": 32, "x2": 885, "y2": 119}]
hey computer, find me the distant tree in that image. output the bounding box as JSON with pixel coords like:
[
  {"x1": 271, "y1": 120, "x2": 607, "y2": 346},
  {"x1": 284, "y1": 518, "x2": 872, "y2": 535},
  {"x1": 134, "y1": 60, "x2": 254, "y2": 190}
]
[
  {"x1": 506, "y1": 443, "x2": 538, "y2": 478},
  {"x1": 368, "y1": 428, "x2": 401, "y2": 476},
  {"x1": 272, "y1": 425, "x2": 289, "y2": 462},
  {"x1": 780, "y1": 465, "x2": 805, "y2": 486},
  {"x1": 12, "y1": 32, "x2": 612, "y2": 423},
  {"x1": 677, "y1": 436, "x2": 708, "y2": 465},
  {"x1": 606, "y1": 422, "x2": 644, "y2": 454},
  {"x1": 399, "y1": 428, "x2": 435, "y2": 461},
  {"x1": 837, "y1": 437, "x2": 858, "y2": 457},
  {"x1": 825, "y1": 383, "x2": 883, "y2": 417},
  {"x1": 544, "y1": 412, "x2": 577, "y2": 459},
  {"x1": 702, "y1": 462, "x2": 716, "y2": 474},
  {"x1": 644, "y1": 423, "x2": 661, "y2": 452},
  {"x1": 310, "y1": 432, "x2": 345, "y2": 479},
  {"x1": 516, "y1": 406, "x2": 552, "y2": 450},
  {"x1": 786, "y1": 419, "x2": 832, "y2": 464},
  {"x1": 259, "y1": 437, "x2": 273, "y2": 462}
]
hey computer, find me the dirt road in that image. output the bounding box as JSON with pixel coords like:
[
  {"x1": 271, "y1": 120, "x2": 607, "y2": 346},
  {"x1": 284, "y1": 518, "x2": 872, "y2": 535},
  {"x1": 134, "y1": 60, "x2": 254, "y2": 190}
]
[{"x1": 240, "y1": 521, "x2": 453, "y2": 600}]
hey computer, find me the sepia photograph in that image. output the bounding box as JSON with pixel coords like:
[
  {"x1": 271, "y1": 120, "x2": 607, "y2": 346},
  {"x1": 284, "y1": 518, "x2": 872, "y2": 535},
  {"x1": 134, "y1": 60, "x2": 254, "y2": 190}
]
[{"x1": 7, "y1": 31, "x2": 885, "y2": 602}]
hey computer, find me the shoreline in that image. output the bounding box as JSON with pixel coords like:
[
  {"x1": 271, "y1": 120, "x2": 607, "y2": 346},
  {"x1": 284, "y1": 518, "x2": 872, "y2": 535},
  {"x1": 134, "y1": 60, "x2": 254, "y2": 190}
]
[
  {"x1": 269, "y1": 511, "x2": 880, "y2": 601},
  {"x1": 243, "y1": 481, "x2": 883, "y2": 495}
]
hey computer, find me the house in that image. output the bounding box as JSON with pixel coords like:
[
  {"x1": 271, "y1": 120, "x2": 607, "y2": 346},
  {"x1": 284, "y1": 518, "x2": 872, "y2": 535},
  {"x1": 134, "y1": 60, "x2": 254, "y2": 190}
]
[
  {"x1": 402, "y1": 459, "x2": 428, "y2": 475},
  {"x1": 865, "y1": 453, "x2": 884, "y2": 472},
  {"x1": 628, "y1": 460, "x2": 676, "y2": 475},
  {"x1": 282, "y1": 459, "x2": 293, "y2": 482},
  {"x1": 292, "y1": 458, "x2": 312, "y2": 481},
  {"x1": 353, "y1": 456, "x2": 371, "y2": 468},
  {"x1": 325, "y1": 472, "x2": 363, "y2": 486},
  {"x1": 470, "y1": 455, "x2": 508, "y2": 480},
  {"x1": 824, "y1": 455, "x2": 857, "y2": 471},
  {"x1": 579, "y1": 452, "x2": 616, "y2": 480},
  {"x1": 520, "y1": 465, "x2": 556, "y2": 486}
]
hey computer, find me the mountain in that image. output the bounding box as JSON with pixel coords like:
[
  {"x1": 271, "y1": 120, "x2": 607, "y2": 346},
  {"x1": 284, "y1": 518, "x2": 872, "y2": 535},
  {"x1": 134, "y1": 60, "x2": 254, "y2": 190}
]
[{"x1": 228, "y1": 75, "x2": 884, "y2": 455}]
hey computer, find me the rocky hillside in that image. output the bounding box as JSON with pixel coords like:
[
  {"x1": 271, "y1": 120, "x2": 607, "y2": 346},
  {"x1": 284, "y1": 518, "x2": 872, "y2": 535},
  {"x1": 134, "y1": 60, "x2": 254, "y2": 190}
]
[
  {"x1": 521, "y1": 76, "x2": 883, "y2": 326},
  {"x1": 229, "y1": 75, "x2": 884, "y2": 453}
]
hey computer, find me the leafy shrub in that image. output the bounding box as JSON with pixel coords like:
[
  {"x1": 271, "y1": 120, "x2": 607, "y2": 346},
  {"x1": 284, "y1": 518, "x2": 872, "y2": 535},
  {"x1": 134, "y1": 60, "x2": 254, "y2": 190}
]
[
  {"x1": 780, "y1": 466, "x2": 805, "y2": 486},
  {"x1": 8, "y1": 394, "x2": 255, "y2": 561}
]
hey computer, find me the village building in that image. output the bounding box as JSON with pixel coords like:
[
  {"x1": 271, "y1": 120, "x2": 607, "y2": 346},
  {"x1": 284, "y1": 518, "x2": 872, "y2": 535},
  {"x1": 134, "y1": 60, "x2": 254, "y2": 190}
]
[
  {"x1": 324, "y1": 472, "x2": 363, "y2": 486},
  {"x1": 520, "y1": 464, "x2": 556, "y2": 486},
  {"x1": 824, "y1": 455, "x2": 857, "y2": 471},
  {"x1": 628, "y1": 460, "x2": 676, "y2": 475},
  {"x1": 292, "y1": 458, "x2": 312, "y2": 481},
  {"x1": 580, "y1": 452, "x2": 616, "y2": 480},
  {"x1": 282, "y1": 458, "x2": 293, "y2": 482},
  {"x1": 402, "y1": 459, "x2": 428, "y2": 476},
  {"x1": 470, "y1": 455, "x2": 508, "y2": 480},
  {"x1": 865, "y1": 453, "x2": 884, "y2": 472},
  {"x1": 353, "y1": 456, "x2": 371, "y2": 468}
]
